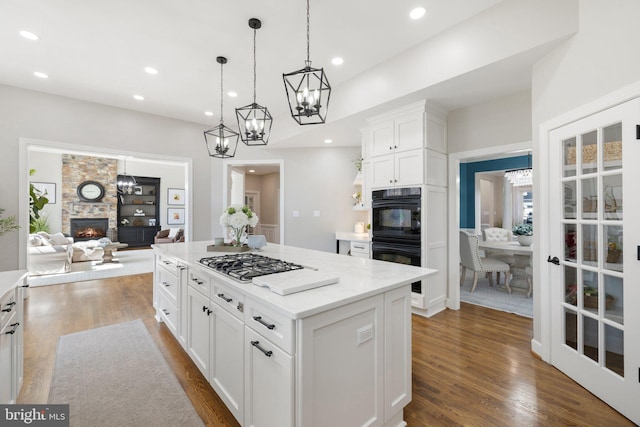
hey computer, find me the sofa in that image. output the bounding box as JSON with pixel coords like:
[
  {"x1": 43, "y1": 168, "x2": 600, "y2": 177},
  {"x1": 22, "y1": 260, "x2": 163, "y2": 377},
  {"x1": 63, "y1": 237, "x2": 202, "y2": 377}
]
[
  {"x1": 27, "y1": 232, "x2": 73, "y2": 276},
  {"x1": 154, "y1": 228, "x2": 184, "y2": 244}
]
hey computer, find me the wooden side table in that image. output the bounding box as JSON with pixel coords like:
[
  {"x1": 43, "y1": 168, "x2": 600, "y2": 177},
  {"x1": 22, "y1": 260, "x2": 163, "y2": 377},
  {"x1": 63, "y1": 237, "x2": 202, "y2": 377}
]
[{"x1": 98, "y1": 243, "x2": 129, "y2": 264}]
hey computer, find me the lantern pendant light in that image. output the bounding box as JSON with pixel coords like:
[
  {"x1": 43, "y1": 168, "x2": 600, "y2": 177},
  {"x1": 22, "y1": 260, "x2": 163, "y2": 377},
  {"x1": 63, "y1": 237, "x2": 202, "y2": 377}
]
[
  {"x1": 283, "y1": 0, "x2": 331, "y2": 125},
  {"x1": 236, "y1": 18, "x2": 272, "y2": 146},
  {"x1": 204, "y1": 56, "x2": 240, "y2": 158}
]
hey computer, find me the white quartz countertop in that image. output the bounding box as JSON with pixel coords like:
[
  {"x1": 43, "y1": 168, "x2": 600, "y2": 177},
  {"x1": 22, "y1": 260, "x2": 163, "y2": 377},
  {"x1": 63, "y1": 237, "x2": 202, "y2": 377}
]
[
  {"x1": 335, "y1": 232, "x2": 371, "y2": 242},
  {"x1": 0, "y1": 270, "x2": 28, "y2": 300},
  {"x1": 153, "y1": 241, "x2": 436, "y2": 319}
]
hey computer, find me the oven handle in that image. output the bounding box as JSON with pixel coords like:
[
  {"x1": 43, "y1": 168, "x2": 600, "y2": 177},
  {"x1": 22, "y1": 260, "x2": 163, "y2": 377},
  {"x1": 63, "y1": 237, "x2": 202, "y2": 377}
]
[
  {"x1": 372, "y1": 199, "x2": 421, "y2": 209},
  {"x1": 372, "y1": 241, "x2": 421, "y2": 257}
]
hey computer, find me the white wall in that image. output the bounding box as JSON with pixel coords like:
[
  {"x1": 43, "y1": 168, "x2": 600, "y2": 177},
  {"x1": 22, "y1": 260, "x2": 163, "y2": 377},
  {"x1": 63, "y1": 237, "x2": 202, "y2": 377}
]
[
  {"x1": 28, "y1": 151, "x2": 63, "y2": 233},
  {"x1": 448, "y1": 89, "x2": 532, "y2": 153}
]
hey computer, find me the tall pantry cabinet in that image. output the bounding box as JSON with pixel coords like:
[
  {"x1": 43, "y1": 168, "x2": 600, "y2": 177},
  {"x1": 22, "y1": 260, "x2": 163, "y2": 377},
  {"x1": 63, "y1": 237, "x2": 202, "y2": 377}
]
[{"x1": 362, "y1": 101, "x2": 448, "y2": 317}]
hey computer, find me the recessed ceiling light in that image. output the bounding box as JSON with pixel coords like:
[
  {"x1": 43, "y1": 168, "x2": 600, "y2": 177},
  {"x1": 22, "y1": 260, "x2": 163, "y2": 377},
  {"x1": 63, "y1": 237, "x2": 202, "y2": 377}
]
[
  {"x1": 144, "y1": 67, "x2": 158, "y2": 75},
  {"x1": 409, "y1": 7, "x2": 426, "y2": 20},
  {"x1": 205, "y1": 111, "x2": 214, "y2": 116},
  {"x1": 331, "y1": 57, "x2": 344, "y2": 66},
  {"x1": 33, "y1": 71, "x2": 48, "y2": 79},
  {"x1": 324, "y1": 139, "x2": 333, "y2": 144},
  {"x1": 249, "y1": 169, "x2": 256, "y2": 173},
  {"x1": 227, "y1": 91, "x2": 238, "y2": 98},
  {"x1": 19, "y1": 30, "x2": 39, "y2": 40},
  {"x1": 133, "y1": 94, "x2": 144, "y2": 101}
]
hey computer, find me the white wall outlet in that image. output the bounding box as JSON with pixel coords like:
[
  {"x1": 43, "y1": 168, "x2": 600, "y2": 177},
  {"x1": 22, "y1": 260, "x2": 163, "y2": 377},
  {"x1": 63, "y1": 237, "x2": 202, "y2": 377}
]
[
  {"x1": 313, "y1": 210, "x2": 320, "y2": 217},
  {"x1": 292, "y1": 210, "x2": 300, "y2": 217},
  {"x1": 356, "y1": 324, "x2": 374, "y2": 346}
]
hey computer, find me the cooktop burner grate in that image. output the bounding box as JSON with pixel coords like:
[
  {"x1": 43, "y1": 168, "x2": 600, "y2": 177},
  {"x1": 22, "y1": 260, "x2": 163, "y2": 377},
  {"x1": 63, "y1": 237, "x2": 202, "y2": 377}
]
[{"x1": 199, "y1": 253, "x2": 304, "y2": 282}]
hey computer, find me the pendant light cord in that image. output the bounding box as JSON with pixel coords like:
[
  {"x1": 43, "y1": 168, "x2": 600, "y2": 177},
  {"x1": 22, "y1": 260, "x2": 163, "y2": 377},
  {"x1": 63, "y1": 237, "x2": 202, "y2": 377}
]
[
  {"x1": 306, "y1": 0, "x2": 310, "y2": 63},
  {"x1": 253, "y1": 27, "x2": 257, "y2": 103},
  {"x1": 219, "y1": 60, "x2": 224, "y2": 124}
]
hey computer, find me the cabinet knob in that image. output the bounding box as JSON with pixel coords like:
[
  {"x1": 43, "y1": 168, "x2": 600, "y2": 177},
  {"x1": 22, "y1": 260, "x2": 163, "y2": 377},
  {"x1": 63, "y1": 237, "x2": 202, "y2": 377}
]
[
  {"x1": 389, "y1": 146, "x2": 392, "y2": 150},
  {"x1": 389, "y1": 179, "x2": 393, "y2": 184}
]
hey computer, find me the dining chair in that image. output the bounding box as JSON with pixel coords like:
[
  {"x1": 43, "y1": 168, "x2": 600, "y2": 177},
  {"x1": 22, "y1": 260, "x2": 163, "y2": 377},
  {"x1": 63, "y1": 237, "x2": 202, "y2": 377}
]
[
  {"x1": 460, "y1": 230, "x2": 511, "y2": 293},
  {"x1": 482, "y1": 227, "x2": 515, "y2": 285}
]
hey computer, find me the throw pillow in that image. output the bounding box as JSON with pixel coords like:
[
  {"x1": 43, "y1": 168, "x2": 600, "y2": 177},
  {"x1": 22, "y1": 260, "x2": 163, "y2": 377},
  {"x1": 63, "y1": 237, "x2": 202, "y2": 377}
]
[
  {"x1": 49, "y1": 232, "x2": 69, "y2": 246},
  {"x1": 157, "y1": 230, "x2": 170, "y2": 238},
  {"x1": 168, "y1": 228, "x2": 181, "y2": 239},
  {"x1": 28, "y1": 234, "x2": 42, "y2": 246}
]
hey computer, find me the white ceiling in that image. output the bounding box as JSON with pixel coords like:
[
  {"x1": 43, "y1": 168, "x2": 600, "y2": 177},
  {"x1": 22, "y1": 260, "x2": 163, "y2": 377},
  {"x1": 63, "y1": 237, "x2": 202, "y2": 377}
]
[{"x1": 1, "y1": 0, "x2": 546, "y2": 148}]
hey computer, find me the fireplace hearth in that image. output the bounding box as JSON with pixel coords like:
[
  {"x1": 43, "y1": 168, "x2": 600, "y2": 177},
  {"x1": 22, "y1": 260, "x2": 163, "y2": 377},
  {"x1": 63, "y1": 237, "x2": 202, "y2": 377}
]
[{"x1": 70, "y1": 218, "x2": 109, "y2": 241}]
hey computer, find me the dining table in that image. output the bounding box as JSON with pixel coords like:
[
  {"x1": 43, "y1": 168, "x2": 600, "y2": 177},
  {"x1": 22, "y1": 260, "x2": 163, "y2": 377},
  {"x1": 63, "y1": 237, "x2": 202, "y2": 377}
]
[{"x1": 478, "y1": 240, "x2": 533, "y2": 297}]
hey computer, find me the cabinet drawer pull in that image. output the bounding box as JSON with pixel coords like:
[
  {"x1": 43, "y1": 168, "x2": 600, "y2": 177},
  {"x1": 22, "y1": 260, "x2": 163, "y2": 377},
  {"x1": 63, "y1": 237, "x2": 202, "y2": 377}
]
[
  {"x1": 217, "y1": 293, "x2": 232, "y2": 303},
  {"x1": 6, "y1": 322, "x2": 19, "y2": 335},
  {"x1": 1, "y1": 307, "x2": 11, "y2": 313},
  {"x1": 250, "y1": 340, "x2": 273, "y2": 357},
  {"x1": 253, "y1": 316, "x2": 275, "y2": 330},
  {"x1": 7, "y1": 302, "x2": 16, "y2": 307},
  {"x1": 202, "y1": 305, "x2": 208, "y2": 312},
  {"x1": 162, "y1": 308, "x2": 170, "y2": 316},
  {"x1": 353, "y1": 245, "x2": 365, "y2": 250},
  {"x1": 163, "y1": 260, "x2": 171, "y2": 265},
  {"x1": 162, "y1": 281, "x2": 170, "y2": 287},
  {"x1": 178, "y1": 265, "x2": 186, "y2": 270}
]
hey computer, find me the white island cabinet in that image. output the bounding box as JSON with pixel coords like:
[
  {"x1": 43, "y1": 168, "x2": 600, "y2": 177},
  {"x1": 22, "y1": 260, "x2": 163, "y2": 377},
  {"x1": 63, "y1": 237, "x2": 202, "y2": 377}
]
[{"x1": 153, "y1": 242, "x2": 436, "y2": 427}]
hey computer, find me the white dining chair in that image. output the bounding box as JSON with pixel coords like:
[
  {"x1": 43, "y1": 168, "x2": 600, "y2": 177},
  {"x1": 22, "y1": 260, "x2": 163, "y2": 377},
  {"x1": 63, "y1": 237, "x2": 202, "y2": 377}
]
[
  {"x1": 460, "y1": 230, "x2": 511, "y2": 293},
  {"x1": 482, "y1": 227, "x2": 515, "y2": 285}
]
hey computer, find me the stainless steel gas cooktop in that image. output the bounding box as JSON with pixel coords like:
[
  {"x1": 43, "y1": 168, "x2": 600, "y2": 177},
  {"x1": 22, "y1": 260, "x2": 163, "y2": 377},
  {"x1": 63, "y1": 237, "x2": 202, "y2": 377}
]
[{"x1": 199, "y1": 253, "x2": 304, "y2": 283}]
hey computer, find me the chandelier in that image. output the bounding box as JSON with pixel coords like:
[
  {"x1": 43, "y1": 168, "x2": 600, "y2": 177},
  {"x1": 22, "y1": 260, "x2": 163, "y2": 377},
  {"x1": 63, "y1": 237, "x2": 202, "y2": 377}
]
[
  {"x1": 505, "y1": 153, "x2": 532, "y2": 186},
  {"x1": 282, "y1": 0, "x2": 331, "y2": 125},
  {"x1": 204, "y1": 56, "x2": 239, "y2": 159},
  {"x1": 117, "y1": 158, "x2": 136, "y2": 194},
  {"x1": 236, "y1": 18, "x2": 272, "y2": 146}
]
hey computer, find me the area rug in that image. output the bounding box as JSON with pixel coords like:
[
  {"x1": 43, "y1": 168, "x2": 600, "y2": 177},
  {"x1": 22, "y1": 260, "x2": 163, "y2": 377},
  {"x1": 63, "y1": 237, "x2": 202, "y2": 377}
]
[
  {"x1": 48, "y1": 319, "x2": 203, "y2": 426},
  {"x1": 28, "y1": 249, "x2": 153, "y2": 287},
  {"x1": 460, "y1": 275, "x2": 533, "y2": 318}
]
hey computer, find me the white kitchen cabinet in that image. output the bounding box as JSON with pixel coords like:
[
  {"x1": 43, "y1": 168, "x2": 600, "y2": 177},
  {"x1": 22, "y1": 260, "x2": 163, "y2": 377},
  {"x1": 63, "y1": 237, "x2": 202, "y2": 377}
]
[
  {"x1": 0, "y1": 271, "x2": 26, "y2": 405},
  {"x1": 350, "y1": 240, "x2": 370, "y2": 258},
  {"x1": 186, "y1": 274, "x2": 245, "y2": 425},
  {"x1": 370, "y1": 148, "x2": 424, "y2": 189},
  {"x1": 244, "y1": 326, "x2": 294, "y2": 427},
  {"x1": 177, "y1": 263, "x2": 188, "y2": 349},
  {"x1": 210, "y1": 303, "x2": 244, "y2": 424},
  {"x1": 369, "y1": 108, "x2": 423, "y2": 157},
  {"x1": 187, "y1": 285, "x2": 211, "y2": 377}
]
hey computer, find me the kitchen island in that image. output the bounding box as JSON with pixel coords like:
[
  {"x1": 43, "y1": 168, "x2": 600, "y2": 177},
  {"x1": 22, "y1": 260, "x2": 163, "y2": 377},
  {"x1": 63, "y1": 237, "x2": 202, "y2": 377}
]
[{"x1": 152, "y1": 241, "x2": 437, "y2": 427}]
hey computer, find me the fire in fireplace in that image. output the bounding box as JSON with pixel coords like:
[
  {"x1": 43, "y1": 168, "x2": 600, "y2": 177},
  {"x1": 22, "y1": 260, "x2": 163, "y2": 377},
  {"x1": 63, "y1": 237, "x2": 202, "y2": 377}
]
[{"x1": 70, "y1": 218, "x2": 109, "y2": 241}]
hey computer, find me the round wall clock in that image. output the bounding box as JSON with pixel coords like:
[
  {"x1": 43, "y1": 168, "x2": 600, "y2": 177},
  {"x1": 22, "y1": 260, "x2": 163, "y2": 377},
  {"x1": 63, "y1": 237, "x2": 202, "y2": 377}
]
[{"x1": 77, "y1": 181, "x2": 105, "y2": 202}]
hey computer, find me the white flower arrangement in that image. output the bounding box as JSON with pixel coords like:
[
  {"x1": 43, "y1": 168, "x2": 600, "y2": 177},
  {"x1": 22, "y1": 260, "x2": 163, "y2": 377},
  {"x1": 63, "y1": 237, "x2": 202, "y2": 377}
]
[{"x1": 220, "y1": 205, "x2": 259, "y2": 246}]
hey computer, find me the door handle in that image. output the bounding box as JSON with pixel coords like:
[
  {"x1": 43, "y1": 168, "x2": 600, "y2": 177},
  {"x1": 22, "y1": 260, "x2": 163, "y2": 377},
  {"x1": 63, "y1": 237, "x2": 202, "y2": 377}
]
[{"x1": 547, "y1": 256, "x2": 560, "y2": 265}]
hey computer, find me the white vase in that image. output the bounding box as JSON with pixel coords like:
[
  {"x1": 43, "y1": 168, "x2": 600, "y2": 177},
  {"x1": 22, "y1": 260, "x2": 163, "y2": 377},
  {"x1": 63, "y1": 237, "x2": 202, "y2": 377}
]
[{"x1": 518, "y1": 235, "x2": 533, "y2": 246}]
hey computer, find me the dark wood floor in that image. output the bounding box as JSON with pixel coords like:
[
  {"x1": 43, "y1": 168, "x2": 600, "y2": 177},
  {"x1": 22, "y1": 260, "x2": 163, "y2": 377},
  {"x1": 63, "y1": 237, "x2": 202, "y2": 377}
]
[{"x1": 19, "y1": 274, "x2": 635, "y2": 426}]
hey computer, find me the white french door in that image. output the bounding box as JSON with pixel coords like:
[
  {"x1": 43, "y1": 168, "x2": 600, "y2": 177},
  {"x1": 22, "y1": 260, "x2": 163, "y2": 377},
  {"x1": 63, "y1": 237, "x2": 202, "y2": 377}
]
[{"x1": 548, "y1": 98, "x2": 640, "y2": 424}]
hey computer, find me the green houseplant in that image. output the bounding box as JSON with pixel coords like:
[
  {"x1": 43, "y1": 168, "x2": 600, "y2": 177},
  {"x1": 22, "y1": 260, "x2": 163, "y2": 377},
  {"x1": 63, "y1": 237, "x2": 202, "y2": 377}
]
[
  {"x1": 29, "y1": 169, "x2": 49, "y2": 233},
  {"x1": 0, "y1": 208, "x2": 19, "y2": 236}
]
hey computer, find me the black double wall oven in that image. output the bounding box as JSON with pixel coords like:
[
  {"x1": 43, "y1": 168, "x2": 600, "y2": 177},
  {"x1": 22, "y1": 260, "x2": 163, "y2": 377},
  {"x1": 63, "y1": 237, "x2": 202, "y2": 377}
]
[{"x1": 371, "y1": 187, "x2": 422, "y2": 294}]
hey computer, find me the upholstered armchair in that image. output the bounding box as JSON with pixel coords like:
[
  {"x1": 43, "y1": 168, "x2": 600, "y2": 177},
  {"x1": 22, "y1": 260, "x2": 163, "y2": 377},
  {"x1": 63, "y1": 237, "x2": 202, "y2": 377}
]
[
  {"x1": 459, "y1": 230, "x2": 511, "y2": 293},
  {"x1": 154, "y1": 228, "x2": 184, "y2": 244}
]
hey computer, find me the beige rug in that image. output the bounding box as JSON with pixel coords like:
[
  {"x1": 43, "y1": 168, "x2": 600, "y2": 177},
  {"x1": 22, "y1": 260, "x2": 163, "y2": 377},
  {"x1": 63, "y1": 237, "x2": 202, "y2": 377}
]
[{"x1": 48, "y1": 319, "x2": 203, "y2": 426}]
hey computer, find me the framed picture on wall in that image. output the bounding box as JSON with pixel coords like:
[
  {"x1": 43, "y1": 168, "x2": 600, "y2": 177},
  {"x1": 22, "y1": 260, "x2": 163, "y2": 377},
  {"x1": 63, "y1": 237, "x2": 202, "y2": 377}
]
[
  {"x1": 167, "y1": 208, "x2": 185, "y2": 225},
  {"x1": 31, "y1": 182, "x2": 56, "y2": 204},
  {"x1": 168, "y1": 188, "x2": 185, "y2": 205}
]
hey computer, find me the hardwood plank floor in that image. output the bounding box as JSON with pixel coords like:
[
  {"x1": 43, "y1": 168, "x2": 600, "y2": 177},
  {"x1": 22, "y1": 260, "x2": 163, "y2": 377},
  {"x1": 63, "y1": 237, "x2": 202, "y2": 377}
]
[{"x1": 19, "y1": 275, "x2": 635, "y2": 426}]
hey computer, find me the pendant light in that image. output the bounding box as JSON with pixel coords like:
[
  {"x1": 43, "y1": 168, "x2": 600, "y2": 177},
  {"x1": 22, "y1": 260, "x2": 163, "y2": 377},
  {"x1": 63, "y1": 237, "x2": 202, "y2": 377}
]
[
  {"x1": 505, "y1": 152, "x2": 532, "y2": 187},
  {"x1": 236, "y1": 18, "x2": 272, "y2": 146},
  {"x1": 117, "y1": 158, "x2": 136, "y2": 194},
  {"x1": 204, "y1": 56, "x2": 240, "y2": 159},
  {"x1": 282, "y1": 0, "x2": 331, "y2": 125}
]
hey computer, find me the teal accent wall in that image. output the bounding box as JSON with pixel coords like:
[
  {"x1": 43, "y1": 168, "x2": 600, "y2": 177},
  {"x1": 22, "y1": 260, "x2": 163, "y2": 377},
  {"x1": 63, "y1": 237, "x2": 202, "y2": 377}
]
[{"x1": 460, "y1": 155, "x2": 529, "y2": 228}]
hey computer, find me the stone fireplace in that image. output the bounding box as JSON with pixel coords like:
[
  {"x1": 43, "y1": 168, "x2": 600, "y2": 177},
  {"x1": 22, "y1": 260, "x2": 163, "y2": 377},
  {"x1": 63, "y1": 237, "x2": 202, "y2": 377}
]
[
  {"x1": 61, "y1": 154, "x2": 118, "y2": 236},
  {"x1": 70, "y1": 218, "x2": 109, "y2": 241}
]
